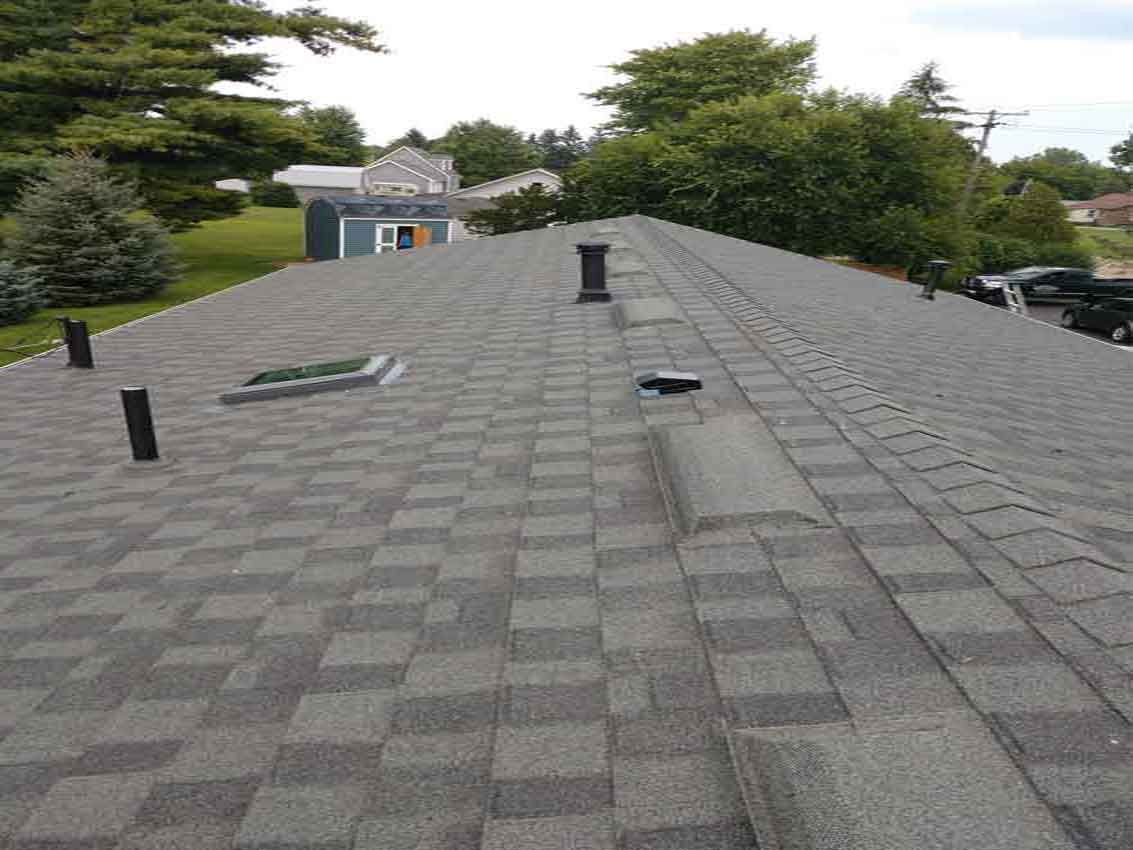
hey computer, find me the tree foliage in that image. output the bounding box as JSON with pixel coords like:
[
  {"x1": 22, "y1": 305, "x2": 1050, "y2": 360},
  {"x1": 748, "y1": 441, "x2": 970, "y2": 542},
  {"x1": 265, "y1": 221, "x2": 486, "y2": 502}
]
[
  {"x1": 1001, "y1": 148, "x2": 1129, "y2": 200},
  {"x1": 432, "y1": 120, "x2": 541, "y2": 187},
  {"x1": 368, "y1": 128, "x2": 430, "y2": 161},
  {"x1": 250, "y1": 180, "x2": 300, "y2": 208},
  {"x1": 895, "y1": 62, "x2": 964, "y2": 119},
  {"x1": 298, "y1": 105, "x2": 368, "y2": 166},
  {"x1": 8, "y1": 155, "x2": 179, "y2": 305},
  {"x1": 1112, "y1": 134, "x2": 1133, "y2": 172},
  {"x1": 0, "y1": 261, "x2": 44, "y2": 326},
  {"x1": 465, "y1": 185, "x2": 560, "y2": 236},
  {"x1": 587, "y1": 30, "x2": 816, "y2": 134},
  {"x1": 530, "y1": 126, "x2": 589, "y2": 172},
  {"x1": 0, "y1": 1, "x2": 383, "y2": 229},
  {"x1": 563, "y1": 92, "x2": 969, "y2": 259},
  {"x1": 974, "y1": 182, "x2": 1077, "y2": 244}
]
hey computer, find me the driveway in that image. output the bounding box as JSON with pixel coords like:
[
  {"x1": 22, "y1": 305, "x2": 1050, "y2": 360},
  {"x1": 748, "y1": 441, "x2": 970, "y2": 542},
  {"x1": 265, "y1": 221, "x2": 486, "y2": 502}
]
[{"x1": 1009, "y1": 301, "x2": 1130, "y2": 348}]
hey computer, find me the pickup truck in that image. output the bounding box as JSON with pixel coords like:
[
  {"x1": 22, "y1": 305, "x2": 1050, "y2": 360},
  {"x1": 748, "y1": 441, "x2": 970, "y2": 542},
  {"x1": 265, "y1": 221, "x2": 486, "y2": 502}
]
[{"x1": 962, "y1": 266, "x2": 1133, "y2": 303}]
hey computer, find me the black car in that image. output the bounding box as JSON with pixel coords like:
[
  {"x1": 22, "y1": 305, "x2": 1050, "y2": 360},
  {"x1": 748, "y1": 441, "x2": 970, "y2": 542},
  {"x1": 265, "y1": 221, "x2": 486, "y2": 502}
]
[
  {"x1": 963, "y1": 267, "x2": 1101, "y2": 303},
  {"x1": 1061, "y1": 297, "x2": 1133, "y2": 344}
]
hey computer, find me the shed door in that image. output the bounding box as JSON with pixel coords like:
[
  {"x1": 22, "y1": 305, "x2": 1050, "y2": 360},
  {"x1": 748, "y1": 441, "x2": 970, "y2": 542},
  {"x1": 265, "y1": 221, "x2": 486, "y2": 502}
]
[{"x1": 377, "y1": 225, "x2": 397, "y2": 254}]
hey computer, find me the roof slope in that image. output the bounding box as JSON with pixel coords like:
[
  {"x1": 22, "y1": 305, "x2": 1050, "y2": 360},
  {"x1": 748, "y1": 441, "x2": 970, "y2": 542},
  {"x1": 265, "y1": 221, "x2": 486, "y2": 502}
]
[
  {"x1": 2, "y1": 217, "x2": 1133, "y2": 847},
  {"x1": 272, "y1": 164, "x2": 364, "y2": 189},
  {"x1": 1069, "y1": 192, "x2": 1133, "y2": 210}
]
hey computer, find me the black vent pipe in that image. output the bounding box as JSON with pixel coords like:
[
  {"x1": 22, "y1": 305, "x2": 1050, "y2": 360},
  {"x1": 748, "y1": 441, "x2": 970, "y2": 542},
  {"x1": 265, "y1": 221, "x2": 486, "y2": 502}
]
[{"x1": 575, "y1": 241, "x2": 611, "y2": 303}]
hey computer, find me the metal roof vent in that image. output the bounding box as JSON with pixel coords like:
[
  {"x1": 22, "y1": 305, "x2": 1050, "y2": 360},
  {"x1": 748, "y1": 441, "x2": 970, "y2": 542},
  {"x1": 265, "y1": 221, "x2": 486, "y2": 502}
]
[{"x1": 219, "y1": 354, "x2": 402, "y2": 404}]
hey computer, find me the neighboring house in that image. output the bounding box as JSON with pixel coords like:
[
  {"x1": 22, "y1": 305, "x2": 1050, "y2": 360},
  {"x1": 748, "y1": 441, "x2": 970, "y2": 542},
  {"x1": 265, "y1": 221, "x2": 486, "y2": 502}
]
[
  {"x1": 361, "y1": 146, "x2": 460, "y2": 196},
  {"x1": 6, "y1": 216, "x2": 1133, "y2": 849},
  {"x1": 268, "y1": 165, "x2": 365, "y2": 204},
  {"x1": 218, "y1": 150, "x2": 556, "y2": 242},
  {"x1": 1061, "y1": 200, "x2": 1097, "y2": 225},
  {"x1": 444, "y1": 168, "x2": 563, "y2": 241},
  {"x1": 214, "y1": 178, "x2": 250, "y2": 193},
  {"x1": 1067, "y1": 193, "x2": 1133, "y2": 227},
  {"x1": 445, "y1": 168, "x2": 562, "y2": 200}
]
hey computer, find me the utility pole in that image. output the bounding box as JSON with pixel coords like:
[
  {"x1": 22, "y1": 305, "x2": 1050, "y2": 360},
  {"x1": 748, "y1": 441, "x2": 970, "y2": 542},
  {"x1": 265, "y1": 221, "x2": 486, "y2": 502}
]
[{"x1": 957, "y1": 108, "x2": 1028, "y2": 219}]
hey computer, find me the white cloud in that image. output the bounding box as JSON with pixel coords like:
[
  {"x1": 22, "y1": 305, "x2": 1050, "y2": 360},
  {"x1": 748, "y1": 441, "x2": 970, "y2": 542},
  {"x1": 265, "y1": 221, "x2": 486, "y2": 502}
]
[{"x1": 248, "y1": 0, "x2": 1133, "y2": 164}]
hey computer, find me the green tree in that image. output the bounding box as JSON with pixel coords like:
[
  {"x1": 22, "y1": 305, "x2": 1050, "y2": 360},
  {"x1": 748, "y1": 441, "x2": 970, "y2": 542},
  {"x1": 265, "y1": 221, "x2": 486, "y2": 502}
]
[
  {"x1": 432, "y1": 120, "x2": 541, "y2": 187},
  {"x1": 558, "y1": 133, "x2": 675, "y2": 223},
  {"x1": 564, "y1": 92, "x2": 969, "y2": 258},
  {"x1": 0, "y1": 261, "x2": 44, "y2": 327},
  {"x1": 975, "y1": 182, "x2": 1077, "y2": 244},
  {"x1": 369, "y1": 127, "x2": 431, "y2": 160},
  {"x1": 298, "y1": 105, "x2": 368, "y2": 166},
  {"x1": 1112, "y1": 133, "x2": 1133, "y2": 174},
  {"x1": 895, "y1": 62, "x2": 964, "y2": 119},
  {"x1": 586, "y1": 30, "x2": 816, "y2": 133},
  {"x1": 531, "y1": 126, "x2": 589, "y2": 172},
  {"x1": 9, "y1": 154, "x2": 179, "y2": 305},
  {"x1": 250, "y1": 180, "x2": 300, "y2": 208},
  {"x1": 465, "y1": 184, "x2": 560, "y2": 235},
  {"x1": 1001, "y1": 148, "x2": 1128, "y2": 200},
  {"x1": 0, "y1": 1, "x2": 383, "y2": 229}
]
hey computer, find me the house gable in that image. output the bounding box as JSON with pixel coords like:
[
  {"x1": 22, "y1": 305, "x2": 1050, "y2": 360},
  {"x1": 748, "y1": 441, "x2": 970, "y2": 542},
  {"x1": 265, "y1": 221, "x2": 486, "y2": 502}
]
[
  {"x1": 362, "y1": 160, "x2": 439, "y2": 194},
  {"x1": 446, "y1": 168, "x2": 562, "y2": 200}
]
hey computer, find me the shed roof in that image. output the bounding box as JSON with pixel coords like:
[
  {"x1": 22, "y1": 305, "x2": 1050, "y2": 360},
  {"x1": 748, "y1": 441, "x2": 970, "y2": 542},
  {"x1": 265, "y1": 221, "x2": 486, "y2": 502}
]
[
  {"x1": 313, "y1": 194, "x2": 450, "y2": 218},
  {"x1": 2, "y1": 217, "x2": 1133, "y2": 848}
]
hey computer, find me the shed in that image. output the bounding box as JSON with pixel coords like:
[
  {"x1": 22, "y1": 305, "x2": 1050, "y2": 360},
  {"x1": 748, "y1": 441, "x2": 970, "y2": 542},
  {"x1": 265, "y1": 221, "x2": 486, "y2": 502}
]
[{"x1": 304, "y1": 196, "x2": 454, "y2": 261}]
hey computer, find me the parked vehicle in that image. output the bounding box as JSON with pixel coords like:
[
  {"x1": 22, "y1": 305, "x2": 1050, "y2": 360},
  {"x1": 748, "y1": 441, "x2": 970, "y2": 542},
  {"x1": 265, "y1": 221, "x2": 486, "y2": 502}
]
[
  {"x1": 1061, "y1": 297, "x2": 1133, "y2": 343},
  {"x1": 962, "y1": 266, "x2": 1133, "y2": 303}
]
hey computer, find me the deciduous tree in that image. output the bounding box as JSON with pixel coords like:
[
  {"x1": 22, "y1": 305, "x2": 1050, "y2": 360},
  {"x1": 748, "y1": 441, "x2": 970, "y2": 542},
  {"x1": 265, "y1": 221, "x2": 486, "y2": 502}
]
[
  {"x1": 586, "y1": 30, "x2": 816, "y2": 133},
  {"x1": 563, "y1": 92, "x2": 970, "y2": 259},
  {"x1": 298, "y1": 105, "x2": 368, "y2": 166},
  {"x1": 432, "y1": 120, "x2": 540, "y2": 187},
  {"x1": 1001, "y1": 147, "x2": 1129, "y2": 200}
]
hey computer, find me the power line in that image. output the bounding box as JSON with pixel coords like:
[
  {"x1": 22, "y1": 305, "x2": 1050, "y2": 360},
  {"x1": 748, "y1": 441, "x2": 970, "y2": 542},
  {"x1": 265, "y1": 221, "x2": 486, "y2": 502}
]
[
  {"x1": 1000, "y1": 124, "x2": 1131, "y2": 135},
  {"x1": 958, "y1": 109, "x2": 1029, "y2": 218},
  {"x1": 1014, "y1": 100, "x2": 1133, "y2": 110}
]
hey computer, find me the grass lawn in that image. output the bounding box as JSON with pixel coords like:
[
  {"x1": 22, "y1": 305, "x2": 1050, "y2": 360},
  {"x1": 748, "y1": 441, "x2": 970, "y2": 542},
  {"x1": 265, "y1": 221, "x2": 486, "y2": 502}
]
[
  {"x1": 1077, "y1": 226, "x2": 1133, "y2": 260},
  {"x1": 1, "y1": 206, "x2": 303, "y2": 367}
]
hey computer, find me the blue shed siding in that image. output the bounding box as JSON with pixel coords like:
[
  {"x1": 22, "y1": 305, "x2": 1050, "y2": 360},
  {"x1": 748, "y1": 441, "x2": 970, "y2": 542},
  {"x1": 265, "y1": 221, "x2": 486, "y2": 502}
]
[
  {"x1": 304, "y1": 199, "x2": 341, "y2": 262},
  {"x1": 426, "y1": 221, "x2": 450, "y2": 243},
  {"x1": 343, "y1": 220, "x2": 377, "y2": 257},
  {"x1": 340, "y1": 219, "x2": 452, "y2": 257}
]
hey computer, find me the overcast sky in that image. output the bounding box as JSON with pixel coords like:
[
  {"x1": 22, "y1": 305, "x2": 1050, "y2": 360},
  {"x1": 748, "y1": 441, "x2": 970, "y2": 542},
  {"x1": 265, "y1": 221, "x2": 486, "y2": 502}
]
[{"x1": 254, "y1": 0, "x2": 1133, "y2": 165}]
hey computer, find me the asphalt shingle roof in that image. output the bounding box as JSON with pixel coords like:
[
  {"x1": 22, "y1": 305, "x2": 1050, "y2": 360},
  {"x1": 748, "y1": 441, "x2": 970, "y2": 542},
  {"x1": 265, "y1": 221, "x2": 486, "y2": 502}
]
[{"x1": 2, "y1": 215, "x2": 1133, "y2": 848}]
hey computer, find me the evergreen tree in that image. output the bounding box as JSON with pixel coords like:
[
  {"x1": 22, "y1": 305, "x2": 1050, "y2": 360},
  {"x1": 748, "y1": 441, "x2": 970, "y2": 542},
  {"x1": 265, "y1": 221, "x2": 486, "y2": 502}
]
[
  {"x1": 372, "y1": 128, "x2": 431, "y2": 159},
  {"x1": 896, "y1": 62, "x2": 964, "y2": 119},
  {"x1": 0, "y1": 261, "x2": 44, "y2": 327},
  {"x1": 298, "y1": 105, "x2": 368, "y2": 166},
  {"x1": 9, "y1": 155, "x2": 180, "y2": 305},
  {"x1": 560, "y1": 126, "x2": 590, "y2": 165},
  {"x1": 465, "y1": 184, "x2": 560, "y2": 235},
  {"x1": 0, "y1": 1, "x2": 383, "y2": 229},
  {"x1": 531, "y1": 126, "x2": 590, "y2": 172}
]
